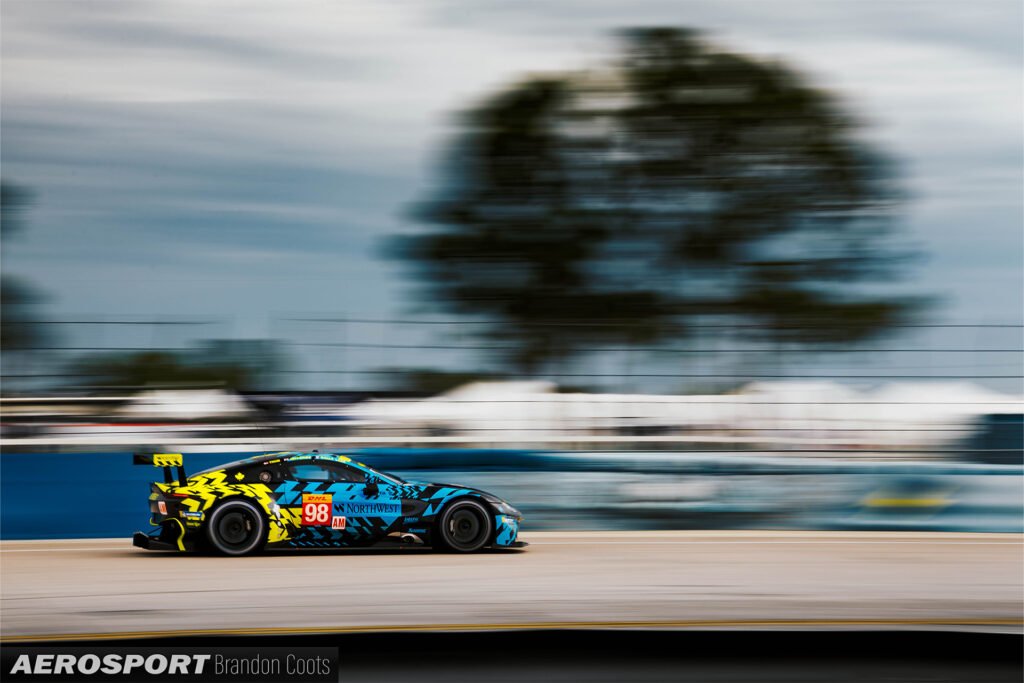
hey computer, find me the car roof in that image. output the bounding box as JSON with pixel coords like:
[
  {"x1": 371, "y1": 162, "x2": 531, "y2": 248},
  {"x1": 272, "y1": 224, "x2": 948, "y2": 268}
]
[
  {"x1": 191, "y1": 451, "x2": 358, "y2": 477},
  {"x1": 253, "y1": 451, "x2": 359, "y2": 465}
]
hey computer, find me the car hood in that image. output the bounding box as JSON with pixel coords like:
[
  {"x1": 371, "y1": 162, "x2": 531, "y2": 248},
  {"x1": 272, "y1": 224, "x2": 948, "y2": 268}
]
[
  {"x1": 410, "y1": 480, "x2": 493, "y2": 495},
  {"x1": 405, "y1": 480, "x2": 512, "y2": 506}
]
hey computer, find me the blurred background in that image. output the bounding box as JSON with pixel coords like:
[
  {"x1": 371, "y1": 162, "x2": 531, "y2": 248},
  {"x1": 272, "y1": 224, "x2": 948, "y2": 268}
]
[{"x1": 1, "y1": 1, "x2": 1022, "y2": 540}]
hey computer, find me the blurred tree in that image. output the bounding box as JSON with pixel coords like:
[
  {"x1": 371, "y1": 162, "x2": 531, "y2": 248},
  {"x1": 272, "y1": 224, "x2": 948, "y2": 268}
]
[
  {"x1": 69, "y1": 351, "x2": 253, "y2": 390},
  {"x1": 394, "y1": 29, "x2": 924, "y2": 373},
  {"x1": 1, "y1": 180, "x2": 50, "y2": 352},
  {"x1": 375, "y1": 367, "x2": 594, "y2": 395},
  {"x1": 375, "y1": 367, "x2": 508, "y2": 395},
  {"x1": 193, "y1": 339, "x2": 288, "y2": 390},
  {"x1": 1, "y1": 182, "x2": 32, "y2": 241},
  {"x1": 69, "y1": 341, "x2": 286, "y2": 390},
  {"x1": 0, "y1": 278, "x2": 49, "y2": 351}
]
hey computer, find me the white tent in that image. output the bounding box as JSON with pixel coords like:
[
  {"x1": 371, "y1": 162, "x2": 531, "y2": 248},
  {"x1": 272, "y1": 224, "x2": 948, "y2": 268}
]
[
  {"x1": 345, "y1": 379, "x2": 1023, "y2": 451},
  {"x1": 115, "y1": 389, "x2": 255, "y2": 421}
]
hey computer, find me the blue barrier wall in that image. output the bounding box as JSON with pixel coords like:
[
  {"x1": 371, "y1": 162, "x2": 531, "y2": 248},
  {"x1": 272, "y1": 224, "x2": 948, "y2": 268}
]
[
  {"x1": 1, "y1": 452, "x2": 258, "y2": 539},
  {"x1": 2, "y1": 450, "x2": 1021, "y2": 539}
]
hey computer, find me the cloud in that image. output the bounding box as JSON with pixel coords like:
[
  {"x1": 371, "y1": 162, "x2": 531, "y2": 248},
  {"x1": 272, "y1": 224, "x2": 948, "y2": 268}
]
[
  {"x1": 424, "y1": 0, "x2": 1022, "y2": 69},
  {"x1": 1, "y1": 0, "x2": 1020, "y2": 387}
]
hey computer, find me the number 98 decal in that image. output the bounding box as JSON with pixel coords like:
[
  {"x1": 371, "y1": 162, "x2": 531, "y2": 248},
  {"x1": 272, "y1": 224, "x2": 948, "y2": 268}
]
[{"x1": 301, "y1": 493, "x2": 332, "y2": 526}]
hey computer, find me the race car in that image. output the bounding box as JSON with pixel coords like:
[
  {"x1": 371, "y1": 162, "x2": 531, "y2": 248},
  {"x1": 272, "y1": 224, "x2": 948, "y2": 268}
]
[{"x1": 132, "y1": 451, "x2": 524, "y2": 555}]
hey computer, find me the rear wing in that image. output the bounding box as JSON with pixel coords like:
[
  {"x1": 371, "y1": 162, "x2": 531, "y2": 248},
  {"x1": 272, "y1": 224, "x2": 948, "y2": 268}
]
[{"x1": 133, "y1": 453, "x2": 187, "y2": 487}]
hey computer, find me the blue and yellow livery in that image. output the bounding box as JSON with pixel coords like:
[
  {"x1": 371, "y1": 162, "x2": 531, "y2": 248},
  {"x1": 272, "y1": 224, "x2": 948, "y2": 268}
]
[{"x1": 132, "y1": 451, "x2": 524, "y2": 555}]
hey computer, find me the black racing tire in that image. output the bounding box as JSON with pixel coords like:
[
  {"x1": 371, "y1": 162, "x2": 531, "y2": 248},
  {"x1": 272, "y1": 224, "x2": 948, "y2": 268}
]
[
  {"x1": 434, "y1": 499, "x2": 493, "y2": 553},
  {"x1": 204, "y1": 499, "x2": 266, "y2": 556}
]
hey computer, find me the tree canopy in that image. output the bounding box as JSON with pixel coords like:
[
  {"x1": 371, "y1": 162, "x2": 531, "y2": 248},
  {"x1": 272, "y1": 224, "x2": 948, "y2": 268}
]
[
  {"x1": 68, "y1": 341, "x2": 286, "y2": 390},
  {"x1": 1, "y1": 180, "x2": 50, "y2": 352},
  {"x1": 394, "y1": 28, "x2": 922, "y2": 373}
]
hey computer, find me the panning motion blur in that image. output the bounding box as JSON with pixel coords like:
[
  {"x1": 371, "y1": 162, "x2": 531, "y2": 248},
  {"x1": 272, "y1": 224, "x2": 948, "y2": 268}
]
[{"x1": 133, "y1": 452, "x2": 524, "y2": 555}]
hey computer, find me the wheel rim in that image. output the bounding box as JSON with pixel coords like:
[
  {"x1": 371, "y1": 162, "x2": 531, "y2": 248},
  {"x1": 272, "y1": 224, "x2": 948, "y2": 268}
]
[
  {"x1": 447, "y1": 506, "x2": 487, "y2": 549},
  {"x1": 216, "y1": 508, "x2": 258, "y2": 551}
]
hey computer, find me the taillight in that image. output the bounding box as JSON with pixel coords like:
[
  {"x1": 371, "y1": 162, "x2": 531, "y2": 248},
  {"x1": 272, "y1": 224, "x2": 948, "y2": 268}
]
[{"x1": 169, "y1": 492, "x2": 191, "y2": 498}]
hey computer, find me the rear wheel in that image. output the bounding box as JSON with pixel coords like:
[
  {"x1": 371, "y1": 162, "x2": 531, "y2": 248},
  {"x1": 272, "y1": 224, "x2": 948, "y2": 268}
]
[
  {"x1": 435, "y1": 499, "x2": 492, "y2": 553},
  {"x1": 205, "y1": 499, "x2": 266, "y2": 556}
]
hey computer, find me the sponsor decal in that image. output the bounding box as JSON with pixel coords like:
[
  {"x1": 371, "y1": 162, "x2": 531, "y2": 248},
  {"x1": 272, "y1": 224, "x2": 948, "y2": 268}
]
[
  {"x1": 234, "y1": 472, "x2": 245, "y2": 481},
  {"x1": 334, "y1": 501, "x2": 401, "y2": 516},
  {"x1": 180, "y1": 511, "x2": 202, "y2": 519},
  {"x1": 301, "y1": 494, "x2": 332, "y2": 526},
  {"x1": 331, "y1": 516, "x2": 346, "y2": 530},
  {"x1": 9, "y1": 653, "x2": 211, "y2": 676}
]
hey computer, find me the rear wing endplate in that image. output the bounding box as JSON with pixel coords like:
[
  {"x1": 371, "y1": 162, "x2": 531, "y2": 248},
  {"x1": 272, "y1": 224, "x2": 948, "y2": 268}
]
[{"x1": 133, "y1": 453, "x2": 187, "y2": 487}]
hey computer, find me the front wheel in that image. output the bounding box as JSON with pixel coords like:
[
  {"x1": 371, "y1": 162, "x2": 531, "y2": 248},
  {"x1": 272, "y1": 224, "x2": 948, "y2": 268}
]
[
  {"x1": 205, "y1": 499, "x2": 266, "y2": 556},
  {"x1": 435, "y1": 499, "x2": 493, "y2": 553}
]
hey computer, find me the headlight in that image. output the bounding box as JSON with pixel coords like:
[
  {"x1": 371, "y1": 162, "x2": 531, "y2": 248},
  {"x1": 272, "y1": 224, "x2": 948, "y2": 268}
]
[
  {"x1": 481, "y1": 494, "x2": 520, "y2": 518},
  {"x1": 494, "y1": 501, "x2": 521, "y2": 518}
]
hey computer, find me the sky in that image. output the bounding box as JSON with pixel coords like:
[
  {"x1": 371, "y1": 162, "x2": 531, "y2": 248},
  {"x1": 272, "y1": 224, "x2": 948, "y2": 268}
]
[{"x1": 2, "y1": 0, "x2": 1022, "y2": 391}]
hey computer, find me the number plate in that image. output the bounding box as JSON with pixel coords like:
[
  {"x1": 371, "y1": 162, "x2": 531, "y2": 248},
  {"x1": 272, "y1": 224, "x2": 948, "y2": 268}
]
[{"x1": 301, "y1": 493, "x2": 332, "y2": 526}]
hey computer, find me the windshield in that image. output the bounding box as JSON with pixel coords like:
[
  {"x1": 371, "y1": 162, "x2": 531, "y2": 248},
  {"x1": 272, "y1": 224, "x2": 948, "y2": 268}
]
[{"x1": 370, "y1": 468, "x2": 407, "y2": 485}]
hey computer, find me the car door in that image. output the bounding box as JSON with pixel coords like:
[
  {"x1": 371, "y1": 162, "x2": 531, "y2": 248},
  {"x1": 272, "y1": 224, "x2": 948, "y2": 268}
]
[{"x1": 285, "y1": 460, "x2": 402, "y2": 545}]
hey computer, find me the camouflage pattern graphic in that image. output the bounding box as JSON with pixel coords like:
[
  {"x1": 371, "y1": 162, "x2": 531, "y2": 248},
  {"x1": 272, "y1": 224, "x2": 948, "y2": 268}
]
[{"x1": 138, "y1": 451, "x2": 523, "y2": 554}]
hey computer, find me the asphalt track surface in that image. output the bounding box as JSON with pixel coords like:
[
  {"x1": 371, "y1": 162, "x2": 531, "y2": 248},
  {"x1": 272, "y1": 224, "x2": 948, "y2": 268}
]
[{"x1": 1, "y1": 531, "x2": 1021, "y2": 642}]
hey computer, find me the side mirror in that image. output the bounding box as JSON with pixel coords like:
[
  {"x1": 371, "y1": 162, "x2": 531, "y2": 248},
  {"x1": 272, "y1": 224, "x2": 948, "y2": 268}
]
[{"x1": 365, "y1": 482, "x2": 379, "y2": 497}]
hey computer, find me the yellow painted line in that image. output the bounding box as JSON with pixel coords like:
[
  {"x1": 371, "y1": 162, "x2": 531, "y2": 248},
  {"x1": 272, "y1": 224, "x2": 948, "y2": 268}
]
[
  {"x1": 861, "y1": 497, "x2": 951, "y2": 508},
  {"x1": 4, "y1": 618, "x2": 1022, "y2": 643}
]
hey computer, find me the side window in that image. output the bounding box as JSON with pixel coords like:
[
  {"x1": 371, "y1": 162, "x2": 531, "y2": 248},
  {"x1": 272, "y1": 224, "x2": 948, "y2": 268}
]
[
  {"x1": 335, "y1": 464, "x2": 366, "y2": 483},
  {"x1": 288, "y1": 462, "x2": 365, "y2": 483}
]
